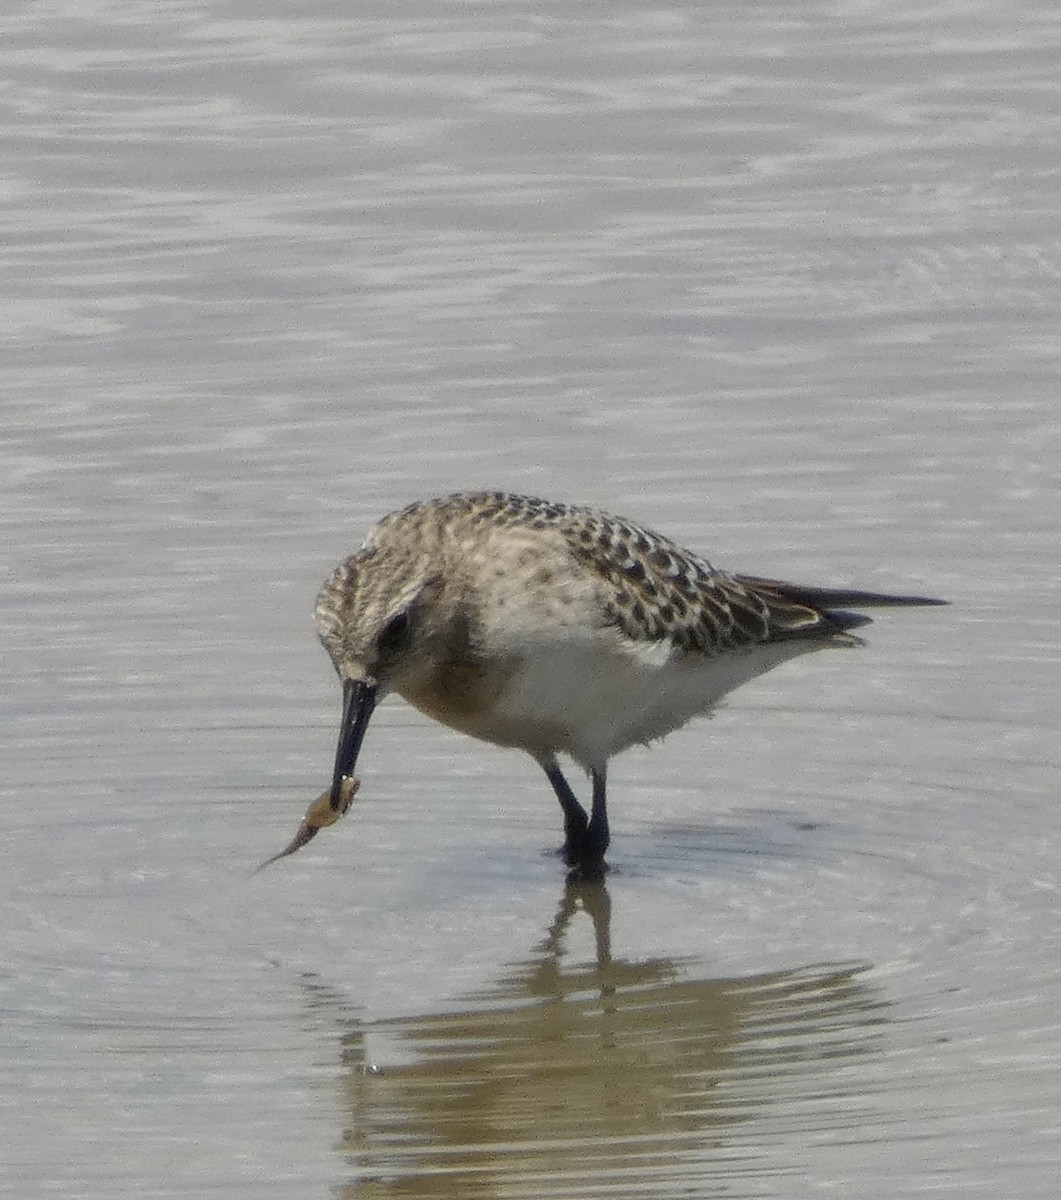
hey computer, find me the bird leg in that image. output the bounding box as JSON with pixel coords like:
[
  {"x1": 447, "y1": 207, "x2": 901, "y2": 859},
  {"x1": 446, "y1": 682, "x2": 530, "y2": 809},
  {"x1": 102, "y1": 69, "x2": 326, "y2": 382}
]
[
  {"x1": 585, "y1": 766, "x2": 610, "y2": 864},
  {"x1": 541, "y1": 759, "x2": 588, "y2": 862},
  {"x1": 540, "y1": 759, "x2": 610, "y2": 877},
  {"x1": 568, "y1": 767, "x2": 610, "y2": 880}
]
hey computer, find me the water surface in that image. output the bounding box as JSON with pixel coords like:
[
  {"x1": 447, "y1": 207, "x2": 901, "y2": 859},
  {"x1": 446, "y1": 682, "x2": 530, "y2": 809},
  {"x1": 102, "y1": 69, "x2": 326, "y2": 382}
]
[{"x1": 2, "y1": 2, "x2": 1059, "y2": 1197}]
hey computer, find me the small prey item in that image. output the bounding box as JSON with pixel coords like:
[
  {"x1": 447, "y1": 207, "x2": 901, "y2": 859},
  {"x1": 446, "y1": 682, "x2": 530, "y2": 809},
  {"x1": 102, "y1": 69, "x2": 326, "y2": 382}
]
[{"x1": 253, "y1": 776, "x2": 360, "y2": 873}]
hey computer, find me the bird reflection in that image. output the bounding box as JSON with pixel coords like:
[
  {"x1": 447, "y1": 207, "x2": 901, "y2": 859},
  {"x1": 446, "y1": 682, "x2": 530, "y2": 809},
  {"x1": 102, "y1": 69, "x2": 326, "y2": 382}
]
[{"x1": 326, "y1": 881, "x2": 886, "y2": 1198}]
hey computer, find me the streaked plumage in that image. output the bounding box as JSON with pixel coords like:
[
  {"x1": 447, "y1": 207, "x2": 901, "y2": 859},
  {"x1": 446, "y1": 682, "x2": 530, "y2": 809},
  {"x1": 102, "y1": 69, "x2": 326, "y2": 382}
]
[{"x1": 313, "y1": 491, "x2": 946, "y2": 877}]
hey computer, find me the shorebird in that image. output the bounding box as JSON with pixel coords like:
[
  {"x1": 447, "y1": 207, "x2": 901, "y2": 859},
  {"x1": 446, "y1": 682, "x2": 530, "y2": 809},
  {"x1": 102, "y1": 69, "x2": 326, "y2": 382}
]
[{"x1": 313, "y1": 491, "x2": 945, "y2": 878}]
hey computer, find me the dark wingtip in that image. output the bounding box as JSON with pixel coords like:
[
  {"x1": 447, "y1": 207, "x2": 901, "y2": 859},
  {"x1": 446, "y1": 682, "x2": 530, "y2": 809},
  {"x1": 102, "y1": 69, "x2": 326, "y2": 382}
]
[
  {"x1": 855, "y1": 593, "x2": 949, "y2": 607},
  {"x1": 735, "y1": 575, "x2": 949, "y2": 610}
]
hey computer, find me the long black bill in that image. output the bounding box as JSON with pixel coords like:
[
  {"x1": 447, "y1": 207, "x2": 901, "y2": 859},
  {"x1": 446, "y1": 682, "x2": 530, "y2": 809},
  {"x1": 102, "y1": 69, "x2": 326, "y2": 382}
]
[{"x1": 330, "y1": 678, "x2": 377, "y2": 812}]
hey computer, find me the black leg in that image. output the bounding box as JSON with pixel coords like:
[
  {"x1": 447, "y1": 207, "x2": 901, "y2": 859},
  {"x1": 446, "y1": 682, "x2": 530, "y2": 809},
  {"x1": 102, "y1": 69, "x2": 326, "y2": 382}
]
[
  {"x1": 567, "y1": 767, "x2": 609, "y2": 880},
  {"x1": 541, "y1": 758, "x2": 587, "y2": 862},
  {"x1": 540, "y1": 759, "x2": 610, "y2": 878},
  {"x1": 585, "y1": 766, "x2": 610, "y2": 864}
]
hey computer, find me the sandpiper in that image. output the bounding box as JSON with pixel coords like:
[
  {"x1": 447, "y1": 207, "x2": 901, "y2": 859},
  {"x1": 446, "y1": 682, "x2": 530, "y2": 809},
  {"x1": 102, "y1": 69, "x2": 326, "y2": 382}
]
[{"x1": 314, "y1": 491, "x2": 945, "y2": 877}]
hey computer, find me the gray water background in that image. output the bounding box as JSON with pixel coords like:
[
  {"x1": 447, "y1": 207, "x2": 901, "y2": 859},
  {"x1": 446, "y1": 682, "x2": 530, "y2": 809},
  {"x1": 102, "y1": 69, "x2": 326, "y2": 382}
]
[{"x1": 2, "y1": 2, "x2": 1059, "y2": 1196}]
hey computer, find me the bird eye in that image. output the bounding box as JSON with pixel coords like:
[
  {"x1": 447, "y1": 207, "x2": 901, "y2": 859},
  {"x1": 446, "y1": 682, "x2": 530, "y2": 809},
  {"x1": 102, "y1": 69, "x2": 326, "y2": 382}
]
[{"x1": 377, "y1": 609, "x2": 411, "y2": 653}]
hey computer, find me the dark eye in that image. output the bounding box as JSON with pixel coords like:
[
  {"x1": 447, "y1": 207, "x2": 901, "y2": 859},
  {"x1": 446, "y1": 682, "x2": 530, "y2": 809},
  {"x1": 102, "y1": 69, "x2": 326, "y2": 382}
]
[{"x1": 377, "y1": 609, "x2": 411, "y2": 654}]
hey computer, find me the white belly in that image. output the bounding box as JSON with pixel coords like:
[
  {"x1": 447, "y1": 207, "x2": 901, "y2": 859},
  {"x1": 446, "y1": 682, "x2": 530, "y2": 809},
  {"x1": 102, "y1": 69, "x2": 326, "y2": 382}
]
[{"x1": 447, "y1": 630, "x2": 830, "y2": 768}]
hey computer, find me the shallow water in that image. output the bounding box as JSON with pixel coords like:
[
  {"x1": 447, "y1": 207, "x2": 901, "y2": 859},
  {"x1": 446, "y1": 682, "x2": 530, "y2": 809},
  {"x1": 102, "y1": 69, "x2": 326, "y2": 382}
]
[{"x1": 3, "y1": 1, "x2": 1060, "y2": 1197}]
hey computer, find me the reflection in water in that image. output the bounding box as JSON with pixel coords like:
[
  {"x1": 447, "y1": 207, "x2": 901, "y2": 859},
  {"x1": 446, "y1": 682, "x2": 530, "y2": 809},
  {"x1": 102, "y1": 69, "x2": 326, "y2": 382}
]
[{"x1": 327, "y1": 884, "x2": 887, "y2": 1198}]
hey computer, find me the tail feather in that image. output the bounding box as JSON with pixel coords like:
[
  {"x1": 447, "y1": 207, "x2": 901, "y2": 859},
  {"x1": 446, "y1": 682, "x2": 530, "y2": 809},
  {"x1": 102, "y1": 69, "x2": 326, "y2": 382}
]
[{"x1": 814, "y1": 608, "x2": 873, "y2": 634}]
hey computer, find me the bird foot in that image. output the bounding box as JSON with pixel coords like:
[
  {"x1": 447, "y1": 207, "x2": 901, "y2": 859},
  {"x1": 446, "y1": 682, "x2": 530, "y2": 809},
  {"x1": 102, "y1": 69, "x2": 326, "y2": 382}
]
[
  {"x1": 565, "y1": 858, "x2": 609, "y2": 885},
  {"x1": 559, "y1": 832, "x2": 609, "y2": 882}
]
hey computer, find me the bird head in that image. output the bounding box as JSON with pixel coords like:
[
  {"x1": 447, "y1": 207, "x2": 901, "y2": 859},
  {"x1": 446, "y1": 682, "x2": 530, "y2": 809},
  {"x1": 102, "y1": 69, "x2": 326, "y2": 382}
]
[{"x1": 314, "y1": 549, "x2": 442, "y2": 812}]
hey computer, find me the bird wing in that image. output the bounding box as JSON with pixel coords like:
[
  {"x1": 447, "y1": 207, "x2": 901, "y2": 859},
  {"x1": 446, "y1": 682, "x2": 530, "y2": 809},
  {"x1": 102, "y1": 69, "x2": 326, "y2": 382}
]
[{"x1": 557, "y1": 515, "x2": 838, "y2": 655}]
